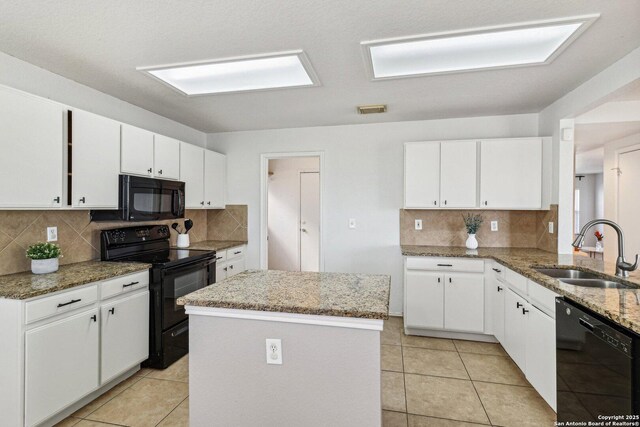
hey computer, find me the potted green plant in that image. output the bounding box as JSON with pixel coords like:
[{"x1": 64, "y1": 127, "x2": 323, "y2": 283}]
[
  {"x1": 26, "y1": 242, "x2": 62, "y2": 274},
  {"x1": 462, "y1": 213, "x2": 483, "y2": 249}
]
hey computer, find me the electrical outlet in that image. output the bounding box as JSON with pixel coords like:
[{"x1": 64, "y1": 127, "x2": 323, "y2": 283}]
[
  {"x1": 266, "y1": 338, "x2": 282, "y2": 365},
  {"x1": 548, "y1": 222, "x2": 554, "y2": 234},
  {"x1": 348, "y1": 218, "x2": 356, "y2": 229},
  {"x1": 491, "y1": 221, "x2": 498, "y2": 231},
  {"x1": 47, "y1": 227, "x2": 58, "y2": 242},
  {"x1": 415, "y1": 219, "x2": 422, "y2": 230}
]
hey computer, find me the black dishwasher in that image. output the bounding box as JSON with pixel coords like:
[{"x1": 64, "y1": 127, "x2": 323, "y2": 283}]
[{"x1": 556, "y1": 298, "x2": 640, "y2": 422}]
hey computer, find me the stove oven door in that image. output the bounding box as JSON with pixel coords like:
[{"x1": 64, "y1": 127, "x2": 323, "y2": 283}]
[{"x1": 161, "y1": 258, "x2": 214, "y2": 330}]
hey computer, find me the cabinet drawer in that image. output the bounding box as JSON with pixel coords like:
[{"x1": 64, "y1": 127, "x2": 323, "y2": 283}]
[
  {"x1": 406, "y1": 257, "x2": 484, "y2": 273},
  {"x1": 214, "y1": 251, "x2": 227, "y2": 263},
  {"x1": 527, "y1": 280, "x2": 559, "y2": 318},
  {"x1": 227, "y1": 245, "x2": 245, "y2": 260},
  {"x1": 26, "y1": 285, "x2": 98, "y2": 324},
  {"x1": 101, "y1": 271, "x2": 149, "y2": 300},
  {"x1": 489, "y1": 263, "x2": 506, "y2": 280},
  {"x1": 505, "y1": 268, "x2": 528, "y2": 295}
]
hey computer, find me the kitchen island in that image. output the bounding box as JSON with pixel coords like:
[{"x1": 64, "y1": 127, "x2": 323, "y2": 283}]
[{"x1": 177, "y1": 269, "x2": 390, "y2": 427}]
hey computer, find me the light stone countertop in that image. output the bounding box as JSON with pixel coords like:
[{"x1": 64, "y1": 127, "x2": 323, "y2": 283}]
[
  {"x1": 177, "y1": 269, "x2": 391, "y2": 320},
  {"x1": 182, "y1": 240, "x2": 247, "y2": 252},
  {"x1": 0, "y1": 260, "x2": 151, "y2": 300},
  {"x1": 402, "y1": 245, "x2": 640, "y2": 334}
]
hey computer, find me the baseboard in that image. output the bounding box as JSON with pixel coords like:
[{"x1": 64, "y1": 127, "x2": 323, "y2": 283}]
[{"x1": 404, "y1": 327, "x2": 498, "y2": 343}]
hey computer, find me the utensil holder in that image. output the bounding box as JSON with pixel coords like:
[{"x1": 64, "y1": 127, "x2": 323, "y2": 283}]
[{"x1": 177, "y1": 234, "x2": 190, "y2": 248}]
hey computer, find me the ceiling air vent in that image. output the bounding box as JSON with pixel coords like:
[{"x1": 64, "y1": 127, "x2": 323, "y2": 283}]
[{"x1": 357, "y1": 104, "x2": 387, "y2": 114}]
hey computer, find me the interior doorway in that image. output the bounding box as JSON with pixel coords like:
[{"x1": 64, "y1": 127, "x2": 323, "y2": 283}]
[
  {"x1": 262, "y1": 154, "x2": 322, "y2": 272},
  {"x1": 616, "y1": 146, "x2": 640, "y2": 259}
]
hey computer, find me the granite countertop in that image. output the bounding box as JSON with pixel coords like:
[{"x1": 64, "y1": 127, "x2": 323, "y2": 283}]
[
  {"x1": 0, "y1": 261, "x2": 151, "y2": 300},
  {"x1": 177, "y1": 269, "x2": 391, "y2": 320},
  {"x1": 182, "y1": 240, "x2": 247, "y2": 252},
  {"x1": 402, "y1": 245, "x2": 640, "y2": 333}
]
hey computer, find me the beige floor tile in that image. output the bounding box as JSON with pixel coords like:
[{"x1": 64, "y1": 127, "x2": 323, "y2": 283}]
[
  {"x1": 383, "y1": 410, "x2": 408, "y2": 427},
  {"x1": 146, "y1": 355, "x2": 189, "y2": 382},
  {"x1": 405, "y1": 374, "x2": 489, "y2": 424},
  {"x1": 386, "y1": 316, "x2": 404, "y2": 330},
  {"x1": 453, "y1": 340, "x2": 507, "y2": 356},
  {"x1": 382, "y1": 324, "x2": 402, "y2": 345},
  {"x1": 460, "y1": 353, "x2": 528, "y2": 386},
  {"x1": 53, "y1": 417, "x2": 81, "y2": 427},
  {"x1": 403, "y1": 347, "x2": 468, "y2": 380},
  {"x1": 408, "y1": 414, "x2": 488, "y2": 426},
  {"x1": 86, "y1": 378, "x2": 189, "y2": 427},
  {"x1": 474, "y1": 381, "x2": 556, "y2": 427},
  {"x1": 401, "y1": 334, "x2": 456, "y2": 351},
  {"x1": 382, "y1": 371, "x2": 406, "y2": 412},
  {"x1": 382, "y1": 345, "x2": 403, "y2": 372},
  {"x1": 73, "y1": 374, "x2": 142, "y2": 418},
  {"x1": 157, "y1": 397, "x2": 189, "y2": 427},
  {"x1": 135, "y1": 367, "x2": 153, "y2": 377},
  {"x1": 75, "y1": 421, "x2": 123, "y2": 426}
]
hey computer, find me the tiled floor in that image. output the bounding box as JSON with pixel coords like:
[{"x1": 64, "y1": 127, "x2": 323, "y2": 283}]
[
  {"x1": 57, "y1": 316, "x2": 556, "y2": 426},
  {"x1": 382, "y1": 316, "x2": 557, "y2": 427}
]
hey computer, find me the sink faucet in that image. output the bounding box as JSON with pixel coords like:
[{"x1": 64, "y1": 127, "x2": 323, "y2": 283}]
[{"x1": 572, "y1": 219, "x2": 638, "y2": 278}]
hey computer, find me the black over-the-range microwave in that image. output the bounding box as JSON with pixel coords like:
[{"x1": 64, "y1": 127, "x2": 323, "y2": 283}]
[{"x1": 90, "y1": 175, "x2": 185, "y2": 222}]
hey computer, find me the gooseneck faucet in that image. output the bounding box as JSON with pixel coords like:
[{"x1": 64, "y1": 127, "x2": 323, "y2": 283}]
[{"x1": 572, "y1": 219, "x2": 638, "y2": 278}]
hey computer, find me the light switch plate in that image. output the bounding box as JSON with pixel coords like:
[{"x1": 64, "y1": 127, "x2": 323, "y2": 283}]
[
  {"x1": 548, "y1": 222, "x2": 554, "y2": 234},
  {"x1": 47, "y1": 227, "x2": 58, "y2": 242},
  {"x1": 348, "y1": 218, "x2": 356, "y2": 229},
  {"x1": 415, "y1": 219, "x2": 422, "y2": 230},
  {"x1": 491, "y1": 221, "x2": 498, "y2": 231}
]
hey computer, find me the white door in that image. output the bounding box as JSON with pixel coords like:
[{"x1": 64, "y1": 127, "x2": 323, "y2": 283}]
[
  {"x1": 525, "y1": 305, "x2": 556, "y2": 411},
  {"x1": 72, "y1": 110, "x2": 121, "y2": 208},
  {"x1": 440, "y1": 140, "x2": 477, "y2": 207},
  {"x1": 443, "y1": 273, "x2": 484, "y2": 333},
  {"x1": 618, "y1": 148, "x2": 640, "y2": 260},
  {"x1": 480, "y1": 138, "x2": 542, "y2": 209},
  {"x1": 101, "y1": 291, "x2": 149, "y2": 384},
  {"x1": 121, "y1": 124, "x2": 154, "y2": 177},
  {"x1": 204, "y1": 150, "x2": 226, "y2": 208},
  {"x1": 0, "y1": 86, "x2": 63, "y2": 208},
  {"x1": 180, "y1": 142, "x2": 205, "y2": 208},
  {"x1": 503, "y1": 288, "x2": 527, "y2": 371},
  {"x1": 404, "y1": 142, "x2": 440, "y2": 208},
  {"x1": 491, "y1": 280, "x2": 506, "y2": 343},
  {"x1": 300, "y1": 172, "x2": 320, "y2": 272},
  {"x1": 153, "y1": 134, "x2": 181, "y2": 180},
  {"x1": 25, "y1": 309, "x2": 99, "y2": 427},
  {"x1": 405, "y1": 271, "x2": 444, "y2": 329}
]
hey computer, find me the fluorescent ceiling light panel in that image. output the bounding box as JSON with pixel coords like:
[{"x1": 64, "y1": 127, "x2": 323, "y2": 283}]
[
  {"x1": 362, "y1": 15, "x2": 598, "y2": 79},
  {"x1": 139, "y1": 51, "x2": 318, "y2": 95}
]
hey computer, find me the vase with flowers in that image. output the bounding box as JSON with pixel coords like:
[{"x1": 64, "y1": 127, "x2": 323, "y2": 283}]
[
  {"x1": 462, "y1": 213, "x2": 483, "y2": 249},
  {"x1": 594, "y1": 230, "x2": 604, "y2": 251}
]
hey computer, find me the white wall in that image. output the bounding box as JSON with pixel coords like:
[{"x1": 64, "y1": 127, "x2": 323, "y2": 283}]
[
  {"x1": 268, "y1": 157, "x2": 320, "y2": 271},
  {"x1": 574, "y1": 173, "x2": 603, "y2": 247},
  {"x1": 0, "y1": 51, "x2": 205, "y2": 146},
  {"x1": 207, "y1": 113, "x2": 539, "y2": 315}
]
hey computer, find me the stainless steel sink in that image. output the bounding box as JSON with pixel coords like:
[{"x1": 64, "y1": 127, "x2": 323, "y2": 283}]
[
  {"x1": 534, "y1": 268, "x2": 600, "y2": 279},
  {"x1": 560, "y1": 279, "x2": 632, "y2": 289},
  {"x1": 534, "y1": 268, "x2": 633, "y2": 289}
]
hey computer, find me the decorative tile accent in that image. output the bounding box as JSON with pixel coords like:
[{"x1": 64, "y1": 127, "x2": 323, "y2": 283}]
[{"x1": 207, "y1": 205, "x2": 248, "y2": 241}]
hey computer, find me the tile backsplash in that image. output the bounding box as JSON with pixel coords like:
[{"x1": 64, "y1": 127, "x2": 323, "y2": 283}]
[
  {"x1": 0, "y1": 205, "x2": 248, "y2": 276},
  {"x1": 400, "y1": 205, "x2": 558, "y2": 252}
]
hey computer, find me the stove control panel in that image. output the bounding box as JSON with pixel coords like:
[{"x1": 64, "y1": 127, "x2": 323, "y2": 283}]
[{"x1": 102, "y1": 225, "x2": 171, "y2": 245}]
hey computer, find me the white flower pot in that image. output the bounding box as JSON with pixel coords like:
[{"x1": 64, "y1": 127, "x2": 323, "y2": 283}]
[
  {"x1": 31, "y1": 258, "x2": 59, "y2": 274},
  {"x1": 465, "y1": 234, "x2": 478, "y2": 250}
]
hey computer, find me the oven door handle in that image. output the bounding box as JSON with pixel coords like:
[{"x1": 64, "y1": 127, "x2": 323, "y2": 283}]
[{"x1": 170, "y1": 324, "x2": 189, "y2": 337}]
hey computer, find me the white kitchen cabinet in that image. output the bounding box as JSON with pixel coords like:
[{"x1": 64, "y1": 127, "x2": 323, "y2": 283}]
[
  {"x1": 440, "y1": 140, "x2": 477, "y2": 208},
  {"x1": 0, "y1": 85, "x2": 64, "y2": 208},
  {"x1": 404, "y1": 271, "x2": 444, "y2": 329},
  {"x1": 25, "y1": 308, "x2": 99, "y2": 427},
  {"x1": 443, "y1": 273, "x2": 484, "y2": 333},
  {"x1": 100, "y1": 291, "x2": 149, "y2": 384},
  {"x1": 180, "y1": 142, "x2": 205, "y2": 208},
  {"x1": 204, "y1": 150, "x2": 226, "y2": 208},
  {"x1": 525, "y1": 305, "x2": 556, "y2": 410},
  {"x1": 72, "y1": 110, "x2": 121, "y2": 208},
  {"x1": 153, "y1": 134, "x2": 181, "y2": 180},
  {"x1": 121, "y1": 124, "x2": 155, "y2": 177},
  {"x1": 215, "y1": 245, "x2": 247, "y2": 282},
  {"x1": 480, "y1": 138, "x2": 542, "y2": 209},
  {"x1": 404, "y1": 142, "x2": 440, "y2": 208},
  {"x1": 503, "y1": 287, "x2": 528, "y2": 371},
  {"x1": 491, "y1": 278, "x2": 506, "y2": 343}
]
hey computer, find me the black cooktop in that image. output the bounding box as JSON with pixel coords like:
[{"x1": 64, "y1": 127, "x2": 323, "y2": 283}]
[{"x1": 114, "y1": 248, "x2": 215, "y2": 267}]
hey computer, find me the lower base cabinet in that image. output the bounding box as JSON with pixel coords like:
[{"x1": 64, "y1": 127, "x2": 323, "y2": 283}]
[
  {"x1": 405, "y1": 271, "x2": 444, "y2": 329},
  {"x1": 215, "y1": 245, "x2": 247, "y2": 282},
  {"x1": 525, "y1": 305, "x2": 556, "y2": 410},
  {"x1": 503, "y1": 288, "x2": 528, "y2": 371},
  {"x1": 25, "y1": 308, "x2": 100, "y2": 427}
]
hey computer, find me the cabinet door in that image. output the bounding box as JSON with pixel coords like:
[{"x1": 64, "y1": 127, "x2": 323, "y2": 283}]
[
  {"x1": 204, "y1": 150, "x2": 226, "y2": 209},
  {"x1": 404, "y1": 271, "x2": 444, "y2": 329},
  {"x1": 440, "y1": 140, "x2": 477, "y2": 208},
  {"x1": 180, "y1": 142, "x2": 205, "y2": 208},
  {"x1": 101, "y1": 291, "x2": 149, "y2": 384},
  {"x1": 154, "y1": 134, "x2": 181, "y2": 180},
  {"x1": 25, "y1": 309, "x2": 99, "y2": 427},
  {"x1": 503, "y1": 288, "x2": 527, "y2": 371},
  {"x1": 491, "y1": 281, "x2": 506, "y2": 343},
  {"x1": 227, "y1": 257, "x2": 245, "y2": 278},
  {"x1": 480, "y1": 138, "x2": 542, "y2": 209},
  {"x1": 443, "y1": 273, "x2": 484, "y2": 333},
  {"x1": 404, "y1": 142, "x2": 440, "y2": 208},
  {"x1": 121, "y1": 124, "x2": 154, "y2": 176},
  {"x1": 216, "y1": 263, "x2": 227, "y2": 282},
  {"x1": 0, "y1": 86, "x2": 63, "y2": 208},
  {"x1": 525, "y1": 306, "x2": 556, "y2": 410},
  {"x1": 72, "y1": 110, "x2": 121, "y2": 208}
]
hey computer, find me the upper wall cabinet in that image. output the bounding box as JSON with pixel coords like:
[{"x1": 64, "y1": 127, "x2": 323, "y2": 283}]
[
  {"x1": 72, "y1": 110, "x2": 121, "y2": 208},
  {"x1": 153, "y1": 134, "x2": 180, "y2": 180},
  {"x1": 120, "y1": 124, "x2": 154, "y2": 177},
  {"x1": 180, "y1": 142, "x2": 205, "y2": 208},
  {"x1": 0, "y1": 86, "x2": 64, "y2": 208},
  {"x1": 204, "y1": 150, "x2": 226, "y2": 209},
  {"x1": 404, "y1": 140, "x2": 477, "y2": 209},
  {"x1": 480, "y1": 138, "x2": 542, "y2": 209}
]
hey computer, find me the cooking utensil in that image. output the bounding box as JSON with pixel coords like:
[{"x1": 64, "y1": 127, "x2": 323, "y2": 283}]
[
  {"x1": 171, "y1": 223, "x2": 181, "y2": 234},
  {"x1": 184, "y1": 219, "x2": 193, "y2": 234}
]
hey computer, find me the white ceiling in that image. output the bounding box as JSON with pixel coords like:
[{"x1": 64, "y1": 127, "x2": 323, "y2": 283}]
[
  {"x1": 1, "y1": 0, "x2": 639, "y2": 132},
  {"x1": 575, "y1": 121, "x2": 640, "y2": 151}
]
